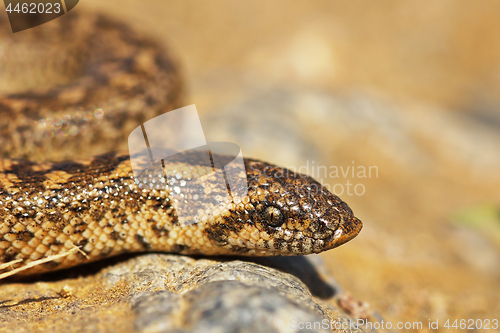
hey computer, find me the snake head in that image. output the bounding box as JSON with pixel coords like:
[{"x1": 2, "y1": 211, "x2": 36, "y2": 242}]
[{"x1": 204, "y1": 159, "x2": 363, "y2": 256}]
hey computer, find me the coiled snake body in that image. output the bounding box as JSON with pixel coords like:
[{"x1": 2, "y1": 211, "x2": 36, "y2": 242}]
[{"x1": 0, "y1": 13, "x2": 362, "y2": 276}]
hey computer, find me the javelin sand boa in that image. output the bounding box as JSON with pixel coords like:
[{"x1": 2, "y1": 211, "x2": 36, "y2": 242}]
[{"x1": 0, "y1": 12, "x2": 362, "y2": 276}]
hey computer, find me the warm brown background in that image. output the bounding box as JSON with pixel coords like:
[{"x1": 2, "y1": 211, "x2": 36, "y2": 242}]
[{"x1": 81, "y1": 1, "x2": 500, "y2": 332}]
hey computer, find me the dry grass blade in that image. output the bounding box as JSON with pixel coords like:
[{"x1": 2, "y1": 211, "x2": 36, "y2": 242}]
[
  {"x1": 0, "y1": 243, "x2": 88, "y2": 280},
  {"x1": 0, "y1": 259, "x2": 23, "y2": 271}
]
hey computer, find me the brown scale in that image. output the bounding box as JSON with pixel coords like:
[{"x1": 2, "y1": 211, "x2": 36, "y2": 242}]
[{"x1": 0, "y1": 12, "x2": 362, "y2": 276}]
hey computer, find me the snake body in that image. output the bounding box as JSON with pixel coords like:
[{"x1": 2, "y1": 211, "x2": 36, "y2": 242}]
[{"x1": 0, "y1": 13, "x2": 362, "y2": 275}]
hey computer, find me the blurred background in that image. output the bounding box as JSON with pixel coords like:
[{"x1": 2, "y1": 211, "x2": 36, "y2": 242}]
[{"x1": 83, "y1": 1, "x2": 500, "y2": 330}]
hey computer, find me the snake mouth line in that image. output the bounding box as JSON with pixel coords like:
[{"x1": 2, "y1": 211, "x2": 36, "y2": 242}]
[{"x1": 328, "y1": 216, "x2": 363, "y2": 249}]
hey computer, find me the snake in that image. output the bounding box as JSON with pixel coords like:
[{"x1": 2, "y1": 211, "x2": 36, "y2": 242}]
[{"x1": 0, "y1": 12, "x2": 362, "y2": 276}]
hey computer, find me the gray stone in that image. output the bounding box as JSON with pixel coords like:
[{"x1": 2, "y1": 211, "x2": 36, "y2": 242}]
[{"x1": 0, "y1": 254, "x2": 366, "y2": 333}]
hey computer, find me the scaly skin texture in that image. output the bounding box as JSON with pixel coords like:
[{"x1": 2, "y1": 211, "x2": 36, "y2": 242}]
[
  {"x1": 0, "y1": 153, "x2": 362, "y2": 275},
  {"x1": 0, "y1": 13, "x2": 362, "y2": 276},
  {"x1": 0, "y1": 12, "x2": 182, "y2": 162}
]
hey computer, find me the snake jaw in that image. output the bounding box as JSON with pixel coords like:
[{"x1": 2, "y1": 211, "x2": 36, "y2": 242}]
[{"x1": 327, "y1": 215, "x2": 363, "y2": 249}]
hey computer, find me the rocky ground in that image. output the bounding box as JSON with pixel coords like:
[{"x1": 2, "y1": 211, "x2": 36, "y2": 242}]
[{"x1": 0, "y1": 254, "x2": 370, "y2": 333}]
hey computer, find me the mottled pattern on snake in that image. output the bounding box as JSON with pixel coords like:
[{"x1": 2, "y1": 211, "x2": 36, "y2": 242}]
[
  {"x1": 0, "y1": 12, "x2": 182, "y2": 161},
  {"x1": 0, "y1": 12, "x2": 362, "y2": 276}
]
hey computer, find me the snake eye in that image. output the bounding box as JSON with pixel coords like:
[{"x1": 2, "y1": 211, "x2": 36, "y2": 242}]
[{"x1": 264, "y1": 205, "x2": 284, "y2": 227}]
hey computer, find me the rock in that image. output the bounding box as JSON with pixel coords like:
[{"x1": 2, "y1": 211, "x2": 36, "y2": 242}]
[{"x1": 0, "y1": 254, "x2": 367, "y2": 333}]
